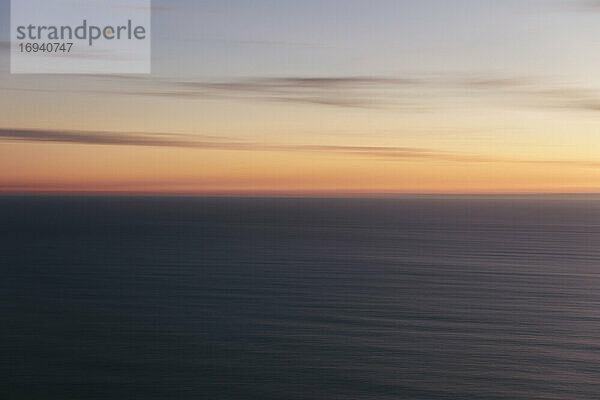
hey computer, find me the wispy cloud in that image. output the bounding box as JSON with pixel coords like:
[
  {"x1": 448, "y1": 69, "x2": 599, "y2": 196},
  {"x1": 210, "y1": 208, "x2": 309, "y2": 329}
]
[
  {"x1": 0, "y1": 127, "x2": 445, "y2": 159},
  {"x1": 152, "y1": 76, "x2": 422, "y2": 108},
  {"x1": 531, "y1": 87, "x2": 600, "y2": 111},
  {"x1": 464, "y1": 77, "x2": 535, "y2": 89},
  {"x1": 22, "y1": 74, "x2": 422, "y2": 108},
  {"x1": 0, "y1": 128, "x2": 237, "y2": 147},
  {"x1": 5, "y1": 71, "x2": 600, "y2": 112},
  {"x1": 462, "y1": 76, "x2": 600, "y2": 112},
  {"x1": 152, "y1": 75, "x2": 600, "y2": 112},
  {"x1": 1, "y1": 127, "x2": 599, "y2": 168}
]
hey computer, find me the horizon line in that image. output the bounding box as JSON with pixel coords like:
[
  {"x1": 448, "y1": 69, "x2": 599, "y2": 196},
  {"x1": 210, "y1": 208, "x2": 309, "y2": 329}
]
[{"x1": 1, "y1": 190, "x2": 599, "y2": 199}]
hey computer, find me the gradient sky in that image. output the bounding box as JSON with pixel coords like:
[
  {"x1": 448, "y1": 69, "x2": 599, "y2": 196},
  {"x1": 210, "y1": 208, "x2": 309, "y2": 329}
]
[{"x1": 1, "y1": 0, "x2": 600, "y2": 194}]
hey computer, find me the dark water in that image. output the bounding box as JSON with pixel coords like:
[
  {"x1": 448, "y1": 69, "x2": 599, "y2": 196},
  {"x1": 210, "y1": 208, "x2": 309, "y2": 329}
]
[{"x1": 1, "y1": 196, "x2": 600, "y2": 399}]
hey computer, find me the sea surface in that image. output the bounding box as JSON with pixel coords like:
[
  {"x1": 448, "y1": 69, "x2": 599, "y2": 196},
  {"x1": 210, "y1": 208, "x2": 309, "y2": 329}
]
[{"x1": 1, "y1": 195, "x2": 600, "y2": 399}]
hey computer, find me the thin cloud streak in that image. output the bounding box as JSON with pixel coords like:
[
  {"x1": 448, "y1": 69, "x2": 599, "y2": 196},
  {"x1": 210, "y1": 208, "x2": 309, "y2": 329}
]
[
  {"x1": 1, "y1": 128, "x2": 599, "y2": 168},
  {"x1": 6, "y1": 71, "x2": 600, "y2": 111},
  {"x1": 0, "y1": 128, "x2": 238, "y2": 147},
  {"x1": 0, "y1": 128, "x2": 445, "y2": 159},
  {"x1": 60, "y1": 73, "x2": 600, "y2": 112},
  {"x1": 168, "y1": 76, "x2": 421, "y2": 108}
]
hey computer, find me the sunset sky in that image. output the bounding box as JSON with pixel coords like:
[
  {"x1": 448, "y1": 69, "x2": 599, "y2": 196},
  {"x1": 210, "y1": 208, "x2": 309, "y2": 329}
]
[{"x1": 1, "y1": 0, "x2": 600, "y2": 194}]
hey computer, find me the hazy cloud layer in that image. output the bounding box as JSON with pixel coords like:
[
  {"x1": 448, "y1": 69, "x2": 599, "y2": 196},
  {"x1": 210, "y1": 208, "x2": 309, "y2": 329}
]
[
  {"x1": 3, "y1": 67, "x2": 600, "y2": 112},
  {"x1": 2, "y1": 127, "x2": 599, "y2": 168},
  {"x1": 141, "y1": 76, "x2": 423, "y2": 108},
  {"x1": 0, "y1": 128, "x2": 446, "y2": 159},
  {"x1": 30, "y1": 72, "x2": 600, "y2": 112},
  {"x1": 0, "y1": 129, "x2": 237, "y2": 147}
]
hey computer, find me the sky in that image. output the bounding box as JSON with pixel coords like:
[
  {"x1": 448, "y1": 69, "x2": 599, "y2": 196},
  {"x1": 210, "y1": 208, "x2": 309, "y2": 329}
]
[{"x1": 1, "y1": 0, "x2": 600, "y2": 194}]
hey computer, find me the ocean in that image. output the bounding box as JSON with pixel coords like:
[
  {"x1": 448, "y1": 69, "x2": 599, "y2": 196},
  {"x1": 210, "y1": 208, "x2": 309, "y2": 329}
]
[{"x1": 1, "y1": 195, "x2": 599, "y2": 399}]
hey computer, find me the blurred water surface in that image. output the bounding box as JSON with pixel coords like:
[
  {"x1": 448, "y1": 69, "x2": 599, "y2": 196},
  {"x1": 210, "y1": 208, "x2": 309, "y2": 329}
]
[{"x1": 1, "y1": 196, "x2": 599, "y2": 399}]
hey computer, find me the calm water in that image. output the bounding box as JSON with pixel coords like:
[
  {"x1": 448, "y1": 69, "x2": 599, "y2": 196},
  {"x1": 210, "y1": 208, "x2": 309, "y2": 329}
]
[{"x1": 1, "y1": 196, "x2": 600, "y2": 399}]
